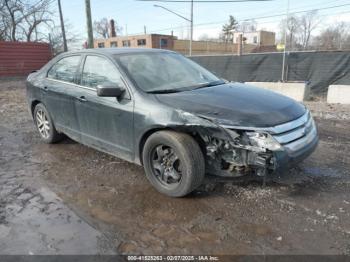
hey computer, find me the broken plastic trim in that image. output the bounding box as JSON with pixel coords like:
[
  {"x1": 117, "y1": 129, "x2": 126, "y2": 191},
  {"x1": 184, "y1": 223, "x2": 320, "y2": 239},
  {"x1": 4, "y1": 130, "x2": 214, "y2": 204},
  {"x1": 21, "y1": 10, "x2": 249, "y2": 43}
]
[{"x1": 175, "y1": 112, "x2": 279, "y2": 178}]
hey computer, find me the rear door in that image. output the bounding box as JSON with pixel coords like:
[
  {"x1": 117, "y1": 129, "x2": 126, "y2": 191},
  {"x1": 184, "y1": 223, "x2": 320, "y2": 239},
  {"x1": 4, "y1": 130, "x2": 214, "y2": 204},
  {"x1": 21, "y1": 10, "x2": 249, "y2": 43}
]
[
  {"x1": 44, "y1": 55, "x2": 82, "y2": 141},
  {"x1": 74, "y1": 54, "x2": 134, "y2": 161}
]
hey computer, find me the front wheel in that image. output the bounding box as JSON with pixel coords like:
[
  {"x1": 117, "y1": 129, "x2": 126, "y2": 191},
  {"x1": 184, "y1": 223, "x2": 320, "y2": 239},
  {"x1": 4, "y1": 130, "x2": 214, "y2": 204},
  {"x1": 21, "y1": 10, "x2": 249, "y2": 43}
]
[{"x1": 142, "y1": 131, "x2": 205, "y2": 197}]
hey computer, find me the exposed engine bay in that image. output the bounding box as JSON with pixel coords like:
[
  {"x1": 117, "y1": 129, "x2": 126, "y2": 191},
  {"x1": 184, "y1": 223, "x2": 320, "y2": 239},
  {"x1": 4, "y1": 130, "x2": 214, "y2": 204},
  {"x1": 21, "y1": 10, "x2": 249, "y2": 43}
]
[{"x1": 201, "y1": 132, "x2": 277, "y2": 178}]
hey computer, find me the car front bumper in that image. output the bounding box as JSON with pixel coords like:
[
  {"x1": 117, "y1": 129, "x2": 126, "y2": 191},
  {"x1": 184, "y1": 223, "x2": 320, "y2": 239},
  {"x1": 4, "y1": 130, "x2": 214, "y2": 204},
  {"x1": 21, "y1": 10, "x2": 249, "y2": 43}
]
[{"x1": 271, "y1": 112, "x2": 319, "y2": 173}]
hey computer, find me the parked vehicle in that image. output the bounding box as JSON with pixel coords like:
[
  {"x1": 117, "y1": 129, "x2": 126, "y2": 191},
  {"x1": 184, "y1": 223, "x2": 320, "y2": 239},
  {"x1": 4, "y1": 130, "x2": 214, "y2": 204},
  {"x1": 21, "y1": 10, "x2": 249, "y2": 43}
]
[{"x1": 26, "y1": 48, "x2": 318, "y2": 197}]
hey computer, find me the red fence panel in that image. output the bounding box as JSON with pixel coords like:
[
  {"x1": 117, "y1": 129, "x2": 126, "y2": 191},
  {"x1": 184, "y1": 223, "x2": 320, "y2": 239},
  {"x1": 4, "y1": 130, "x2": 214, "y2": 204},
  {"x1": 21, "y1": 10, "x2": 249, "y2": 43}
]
[{"x1": 0, "y1": 41, "x2": 52, "y2": 77}]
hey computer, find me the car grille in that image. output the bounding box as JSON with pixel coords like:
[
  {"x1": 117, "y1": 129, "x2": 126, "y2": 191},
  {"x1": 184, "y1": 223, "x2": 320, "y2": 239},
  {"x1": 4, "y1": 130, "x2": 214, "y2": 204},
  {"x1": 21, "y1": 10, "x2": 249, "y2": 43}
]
[
  {"x1": 268, "y1": 111, "x2": 317, "y2": 155},
  {"x1": 220, "y1": 110, "x2": 317, "y2": 155}
]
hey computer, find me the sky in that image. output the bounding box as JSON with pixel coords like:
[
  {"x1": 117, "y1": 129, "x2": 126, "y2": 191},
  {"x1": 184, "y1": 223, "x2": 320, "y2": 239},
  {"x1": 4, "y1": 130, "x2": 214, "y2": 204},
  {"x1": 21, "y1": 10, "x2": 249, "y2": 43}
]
[{"x1": 52, "y1": 0, "x2": 350, "y2": 43}]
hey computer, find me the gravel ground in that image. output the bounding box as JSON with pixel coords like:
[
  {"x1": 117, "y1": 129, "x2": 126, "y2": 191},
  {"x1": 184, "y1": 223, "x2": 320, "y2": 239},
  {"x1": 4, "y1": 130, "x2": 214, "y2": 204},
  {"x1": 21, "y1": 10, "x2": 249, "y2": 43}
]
[{"x1": 0, "y1": 79, "x2": 350, "y2": 255}]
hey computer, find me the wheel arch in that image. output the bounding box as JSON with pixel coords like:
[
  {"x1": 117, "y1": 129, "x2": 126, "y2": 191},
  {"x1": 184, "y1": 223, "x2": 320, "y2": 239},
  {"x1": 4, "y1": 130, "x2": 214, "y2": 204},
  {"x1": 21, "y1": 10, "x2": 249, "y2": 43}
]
[
  {"x1": 30, "y1": 100, "x2": 42, "y2": 118},
  {"x1": 138, "y1": 126, "x2": 207, "y2": 165}
]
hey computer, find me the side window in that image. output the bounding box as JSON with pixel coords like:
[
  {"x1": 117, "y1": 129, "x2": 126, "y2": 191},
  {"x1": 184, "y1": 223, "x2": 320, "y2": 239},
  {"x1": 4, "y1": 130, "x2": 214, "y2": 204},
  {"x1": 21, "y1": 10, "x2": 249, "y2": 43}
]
[
  {"x1": 48, "y1": 56, "x2": 81, "y2": 83},
  {"x1": 81, "y1": 56, "x2": 125, "y2": 89}
]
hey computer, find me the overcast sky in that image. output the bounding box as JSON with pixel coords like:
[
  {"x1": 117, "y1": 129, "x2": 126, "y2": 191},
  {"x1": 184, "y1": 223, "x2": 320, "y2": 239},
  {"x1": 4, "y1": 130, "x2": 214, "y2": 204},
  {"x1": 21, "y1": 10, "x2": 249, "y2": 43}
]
[{"x1": 56, "y1": 0, "x2": 350, "y2": 42}]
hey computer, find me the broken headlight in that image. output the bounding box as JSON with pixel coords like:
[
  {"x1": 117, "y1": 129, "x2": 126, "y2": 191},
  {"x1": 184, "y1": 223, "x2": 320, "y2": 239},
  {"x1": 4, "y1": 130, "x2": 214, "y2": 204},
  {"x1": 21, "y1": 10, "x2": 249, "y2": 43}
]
[{"x1": 246, "y1": 132, "x2": 282, "y2": 151}]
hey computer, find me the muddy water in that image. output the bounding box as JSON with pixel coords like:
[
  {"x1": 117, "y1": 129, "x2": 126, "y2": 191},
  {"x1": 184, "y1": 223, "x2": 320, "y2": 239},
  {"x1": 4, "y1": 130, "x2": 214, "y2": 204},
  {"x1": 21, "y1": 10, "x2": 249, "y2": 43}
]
[{"x1": 1, "y1": 80, "x2": 350, "y2": 255}]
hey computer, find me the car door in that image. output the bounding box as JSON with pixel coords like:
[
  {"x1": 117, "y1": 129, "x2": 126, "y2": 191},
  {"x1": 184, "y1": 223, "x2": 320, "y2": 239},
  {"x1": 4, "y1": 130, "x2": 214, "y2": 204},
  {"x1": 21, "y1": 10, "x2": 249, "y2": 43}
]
[
  {"x1": 74, "y1": 54, "x2": 134, "y2": 161},
  {"x1": 44, "y1": 55, "x2": 82, "y2": 141}
]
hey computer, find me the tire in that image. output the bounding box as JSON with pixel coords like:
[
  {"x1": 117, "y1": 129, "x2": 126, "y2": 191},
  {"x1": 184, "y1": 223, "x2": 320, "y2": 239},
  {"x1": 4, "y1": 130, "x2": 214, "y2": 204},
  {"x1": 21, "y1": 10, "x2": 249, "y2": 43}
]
[
  {"x1": 33, "y1": 103, "x2": 64, "y2": 144},
  {"x1": 142, "y1": 130, "x2": 205, "y2": 197}
]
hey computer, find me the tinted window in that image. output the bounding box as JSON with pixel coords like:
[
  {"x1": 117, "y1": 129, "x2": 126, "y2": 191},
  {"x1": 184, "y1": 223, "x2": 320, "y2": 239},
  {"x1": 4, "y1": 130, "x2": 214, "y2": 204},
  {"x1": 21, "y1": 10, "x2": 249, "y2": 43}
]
[
  {"x1": 48, "y1": 56, "x2": 81, "y2": 83},
  {"x1": 81, "y1": 56, "x2": 125, "y2": 89}
]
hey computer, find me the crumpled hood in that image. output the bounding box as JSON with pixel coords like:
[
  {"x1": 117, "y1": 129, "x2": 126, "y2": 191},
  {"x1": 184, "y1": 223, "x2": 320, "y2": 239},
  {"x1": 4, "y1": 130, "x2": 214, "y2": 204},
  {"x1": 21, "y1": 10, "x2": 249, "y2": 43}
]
[{"x1": 155, "y1": 82, "x2": 306, "y2": 128}]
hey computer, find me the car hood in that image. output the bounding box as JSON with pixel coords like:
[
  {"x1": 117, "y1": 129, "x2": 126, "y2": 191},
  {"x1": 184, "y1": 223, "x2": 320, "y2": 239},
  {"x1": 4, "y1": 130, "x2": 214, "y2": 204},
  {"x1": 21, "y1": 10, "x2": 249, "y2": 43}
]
[{"x1": 155, "y1": 82, "x2": 306, "y2": 128}]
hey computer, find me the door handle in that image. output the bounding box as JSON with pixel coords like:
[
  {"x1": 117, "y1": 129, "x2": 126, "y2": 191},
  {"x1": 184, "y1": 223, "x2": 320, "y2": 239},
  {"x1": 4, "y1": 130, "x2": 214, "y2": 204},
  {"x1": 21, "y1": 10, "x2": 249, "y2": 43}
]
[
  {"x1": 77, "y1": 96, "x2": 87, "y2": 102},
  {"x1": 43, "y1": 86, "x2": 48, "y2": 92}
]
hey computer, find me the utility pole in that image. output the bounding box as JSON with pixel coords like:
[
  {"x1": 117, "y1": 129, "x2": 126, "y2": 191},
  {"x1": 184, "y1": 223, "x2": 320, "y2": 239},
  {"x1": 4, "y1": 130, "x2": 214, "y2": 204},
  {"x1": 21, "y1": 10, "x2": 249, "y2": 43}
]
[
  {"x1": 85, "y1": 0, "x2": 94, "y2": 48},
  {"x1": 281, "y1": 0, "x2": 290, "y2": 82},
  {"x1": 189, "y1": 0, "x2": 193, "y2": 56},
  {"x1": 57, "y1": 0, "x2": 67, "y2": 52},
  {"x1": 144, "y1": 25, "x2": 147, "y2": 34}
]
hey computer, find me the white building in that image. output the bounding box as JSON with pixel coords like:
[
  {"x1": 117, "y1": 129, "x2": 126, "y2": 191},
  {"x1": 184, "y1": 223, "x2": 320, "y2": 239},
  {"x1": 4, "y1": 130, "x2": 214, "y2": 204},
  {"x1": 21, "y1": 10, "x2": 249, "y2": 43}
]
[{"x1": 233, "y1": 30, "x2": 276, "y2": 46}]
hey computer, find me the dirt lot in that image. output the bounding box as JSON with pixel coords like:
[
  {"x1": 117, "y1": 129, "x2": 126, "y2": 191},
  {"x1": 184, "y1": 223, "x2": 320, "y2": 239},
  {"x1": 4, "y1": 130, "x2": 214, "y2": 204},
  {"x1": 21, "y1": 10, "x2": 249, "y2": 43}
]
[{"x1": 1, "y1": 79, "x2": 350, "y2": 255}]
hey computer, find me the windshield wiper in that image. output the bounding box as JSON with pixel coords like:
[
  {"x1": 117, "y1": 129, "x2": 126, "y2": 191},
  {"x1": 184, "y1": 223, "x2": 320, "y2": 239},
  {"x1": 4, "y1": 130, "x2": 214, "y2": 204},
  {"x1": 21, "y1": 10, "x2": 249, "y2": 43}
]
[
  {"x1": 147, "y1": 89, "x2": 182, "y2": 94},
  {"x1": 147, "y1": 80, "x2": 225, "y2": 94},
  {"x1": 192, "y1": 80, "x2": 225, "y2": 90}
]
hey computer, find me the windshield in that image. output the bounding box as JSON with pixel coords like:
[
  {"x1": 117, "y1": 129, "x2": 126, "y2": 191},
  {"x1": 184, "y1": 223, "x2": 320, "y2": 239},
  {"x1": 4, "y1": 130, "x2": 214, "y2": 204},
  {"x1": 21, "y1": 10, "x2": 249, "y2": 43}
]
[{"x1": 116, "y1": 52, "x2": 223, "y2": 93}]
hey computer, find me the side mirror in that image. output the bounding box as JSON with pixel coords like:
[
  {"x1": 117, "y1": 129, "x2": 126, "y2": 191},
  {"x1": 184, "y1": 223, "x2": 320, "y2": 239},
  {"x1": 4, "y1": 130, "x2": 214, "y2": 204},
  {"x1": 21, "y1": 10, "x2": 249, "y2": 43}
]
[{"x1": 97, "y1": 83, "x2": 125, "y2": 97}]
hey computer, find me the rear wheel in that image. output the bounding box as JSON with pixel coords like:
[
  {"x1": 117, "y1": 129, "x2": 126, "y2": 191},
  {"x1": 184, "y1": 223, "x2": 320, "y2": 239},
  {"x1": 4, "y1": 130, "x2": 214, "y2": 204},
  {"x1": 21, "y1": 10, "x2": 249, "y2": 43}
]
[
  {"x1": 142, "y1": 131, "x2": 205, "y2": 197},
  {"x1": 33, "y1": 103, "x2": 63, "y2": 143}
]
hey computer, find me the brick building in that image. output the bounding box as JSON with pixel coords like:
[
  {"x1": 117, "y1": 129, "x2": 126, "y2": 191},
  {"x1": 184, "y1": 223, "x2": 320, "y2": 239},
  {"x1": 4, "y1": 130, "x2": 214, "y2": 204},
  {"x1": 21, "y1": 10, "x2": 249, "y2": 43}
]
[{"x1": 94, "y1": 34, "x2": 176, "y2": 50}]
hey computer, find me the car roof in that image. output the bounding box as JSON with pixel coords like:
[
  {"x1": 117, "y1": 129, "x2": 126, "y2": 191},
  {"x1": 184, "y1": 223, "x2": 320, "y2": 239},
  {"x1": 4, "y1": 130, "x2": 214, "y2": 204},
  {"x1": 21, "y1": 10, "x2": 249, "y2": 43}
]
[{"x1": 61, "y1": 48, "x2": 175, "y2": 56}]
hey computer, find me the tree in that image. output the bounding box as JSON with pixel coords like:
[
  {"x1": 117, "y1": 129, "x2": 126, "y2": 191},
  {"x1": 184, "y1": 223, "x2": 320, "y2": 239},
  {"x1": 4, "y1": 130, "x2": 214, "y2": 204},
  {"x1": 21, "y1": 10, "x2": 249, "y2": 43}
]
[
  {"x1": 222, "y1": 15, "x2": 238, "y2": 42},
  {"x1": 279, "y1": 15, "x2": 301, "y2": 51},
  {"x1": 299, "y1": 10, "x2": 321, "y2": 50},
  {"x1": 314, "y1": 22, "x2": 350, "y2": 51},
  {"x1": 19, "y1": 0, "x2": 54, "y2": 42},
  {"x1": 0, "y1": 0, "x2": 53, "y2": 41},
  {"x1": 93, "y1": 17, "x2": 122, "y2": 39},
  {"x1": 47, "y1": 22, "x2": 80, "y2": 55}
]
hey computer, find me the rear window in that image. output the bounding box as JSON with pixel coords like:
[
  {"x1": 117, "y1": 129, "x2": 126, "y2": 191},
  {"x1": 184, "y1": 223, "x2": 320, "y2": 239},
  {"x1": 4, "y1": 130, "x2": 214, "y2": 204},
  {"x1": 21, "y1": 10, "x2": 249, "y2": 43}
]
[{"x1": 47, "y1": 56, "x2": 81, "y2": 83}]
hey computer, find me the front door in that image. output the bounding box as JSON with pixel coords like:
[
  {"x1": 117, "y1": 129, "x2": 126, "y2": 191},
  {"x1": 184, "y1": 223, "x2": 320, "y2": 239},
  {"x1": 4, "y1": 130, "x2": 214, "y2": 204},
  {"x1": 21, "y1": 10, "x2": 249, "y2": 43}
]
[{"x1": 74, "y1": 55, "x2": 134, "y2": 161}]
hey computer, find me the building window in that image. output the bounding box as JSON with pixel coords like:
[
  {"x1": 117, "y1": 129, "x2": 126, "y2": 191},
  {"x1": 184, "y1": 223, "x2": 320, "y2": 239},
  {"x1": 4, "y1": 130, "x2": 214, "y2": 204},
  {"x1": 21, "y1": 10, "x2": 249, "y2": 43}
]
[
  {"x1": 137, "y1": 39, "x2": 146, "y2": 46},
  {"x1": 160, "y1": 38, "x2": 168, "y2": 47},
  {"x1": 253, "y1": 36, "x2": 258, "y2": 44},
  {"x1": 122, "y1": 40, "x2": 131, "y2": 47},
  {"x1": 110, "y1": 41, "x2": 117, "y2": 47},
  {"x1": 98, "y1": 42, "x2": 105, "y2": 48}
]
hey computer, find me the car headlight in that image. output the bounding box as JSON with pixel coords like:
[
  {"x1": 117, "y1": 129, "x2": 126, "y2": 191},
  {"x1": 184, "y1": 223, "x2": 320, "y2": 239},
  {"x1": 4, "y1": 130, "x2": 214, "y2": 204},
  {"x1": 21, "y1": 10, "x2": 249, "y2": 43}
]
[{"x1": 246, "y1": 132, "x2": 282, "y2": 151}]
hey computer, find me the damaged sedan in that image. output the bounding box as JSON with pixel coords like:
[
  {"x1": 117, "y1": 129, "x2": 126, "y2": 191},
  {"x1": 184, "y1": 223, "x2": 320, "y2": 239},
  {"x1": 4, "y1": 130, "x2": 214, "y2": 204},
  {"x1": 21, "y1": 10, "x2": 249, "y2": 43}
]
[{"x1": 26, "y1": 48, "x2": 318, "y2": 197}]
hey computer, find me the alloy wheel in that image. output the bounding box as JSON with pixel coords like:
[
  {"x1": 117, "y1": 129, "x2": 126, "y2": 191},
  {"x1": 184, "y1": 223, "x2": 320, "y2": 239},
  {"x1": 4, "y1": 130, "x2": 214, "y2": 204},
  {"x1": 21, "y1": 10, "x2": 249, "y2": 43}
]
[
  {"x1": 36, "y1": 109, "x2": 50, "y2": 139},
  {"x1": 151, "y1": 144, "x2": 182, "y2": 188}
]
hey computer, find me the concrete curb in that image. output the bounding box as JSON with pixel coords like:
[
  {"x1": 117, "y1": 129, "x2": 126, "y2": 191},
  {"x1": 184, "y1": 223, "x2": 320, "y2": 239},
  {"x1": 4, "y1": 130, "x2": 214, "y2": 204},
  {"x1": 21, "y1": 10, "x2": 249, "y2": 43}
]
[
  {"x1": 245, "y1": 82, "x2": 310, "y2": 102},
  {"x1": 327, "y1": 85, "x2": 350, "y2": 104}
]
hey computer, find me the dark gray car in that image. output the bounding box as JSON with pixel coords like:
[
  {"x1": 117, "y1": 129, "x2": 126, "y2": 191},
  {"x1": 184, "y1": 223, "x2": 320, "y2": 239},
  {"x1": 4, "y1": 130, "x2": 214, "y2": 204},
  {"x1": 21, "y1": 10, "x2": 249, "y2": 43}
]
[{"x1": 26, "y1": 48, "x2": 318, "y2": 197}]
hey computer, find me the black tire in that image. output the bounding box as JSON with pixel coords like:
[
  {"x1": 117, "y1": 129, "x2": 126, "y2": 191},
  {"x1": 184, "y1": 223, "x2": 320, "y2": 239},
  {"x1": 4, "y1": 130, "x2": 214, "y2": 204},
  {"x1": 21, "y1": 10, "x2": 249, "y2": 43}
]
[
  {"x1": 33, "y1": 103, "x2": 64, "y2": 144},
  {"x1": 142, "y1": 130, "x2": 205, "y2": 197}
]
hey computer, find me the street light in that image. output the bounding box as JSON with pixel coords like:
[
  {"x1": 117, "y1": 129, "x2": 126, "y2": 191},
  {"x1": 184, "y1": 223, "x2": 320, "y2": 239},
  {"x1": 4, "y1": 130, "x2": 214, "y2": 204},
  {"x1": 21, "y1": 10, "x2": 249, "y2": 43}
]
[{"x1": 154, "y1": 2, "x2": 193, "y2": 56}]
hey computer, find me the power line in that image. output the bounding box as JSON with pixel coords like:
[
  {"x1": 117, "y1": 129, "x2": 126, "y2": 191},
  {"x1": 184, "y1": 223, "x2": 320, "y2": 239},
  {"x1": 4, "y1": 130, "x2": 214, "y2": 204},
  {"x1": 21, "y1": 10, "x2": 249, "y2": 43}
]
[
  {"x1": 134, "y1": 3, "x2": 350, "y2": 34},
  {"x1": 136, "y1": 0, "x2": 272, "y2": 2}
]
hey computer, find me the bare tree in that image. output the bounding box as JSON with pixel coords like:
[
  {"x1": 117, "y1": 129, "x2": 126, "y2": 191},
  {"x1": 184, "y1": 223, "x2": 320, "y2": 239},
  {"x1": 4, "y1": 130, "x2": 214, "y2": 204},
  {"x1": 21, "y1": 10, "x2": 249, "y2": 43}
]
[
  {"x1": 0, "y1": 0, "x2": 53, "y2": 41},
  {"x1": 93, "y1": 18, "x2": 109, "y2": 38},
  {"x1": 279, "y1": 15, "x2": 300, "y2": 51},
  {"x1": 93, "y1": 17, "x2": 122, "y2": 39},
  {"x1": 47, "y1": 22, "x2": 80, "y2": 55},
  {"x1": 19, "y1": 0, "x2": 54, "y2": 41},
  {"x1": 299, "y1": 10, "x2": 321, "y2": 50},
  {"x1": 2, "y1": 0, "x2": 23, "y2": 41},
  {"x1": 314, "y1": 22, "x2": 350, "y2": 51}
]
